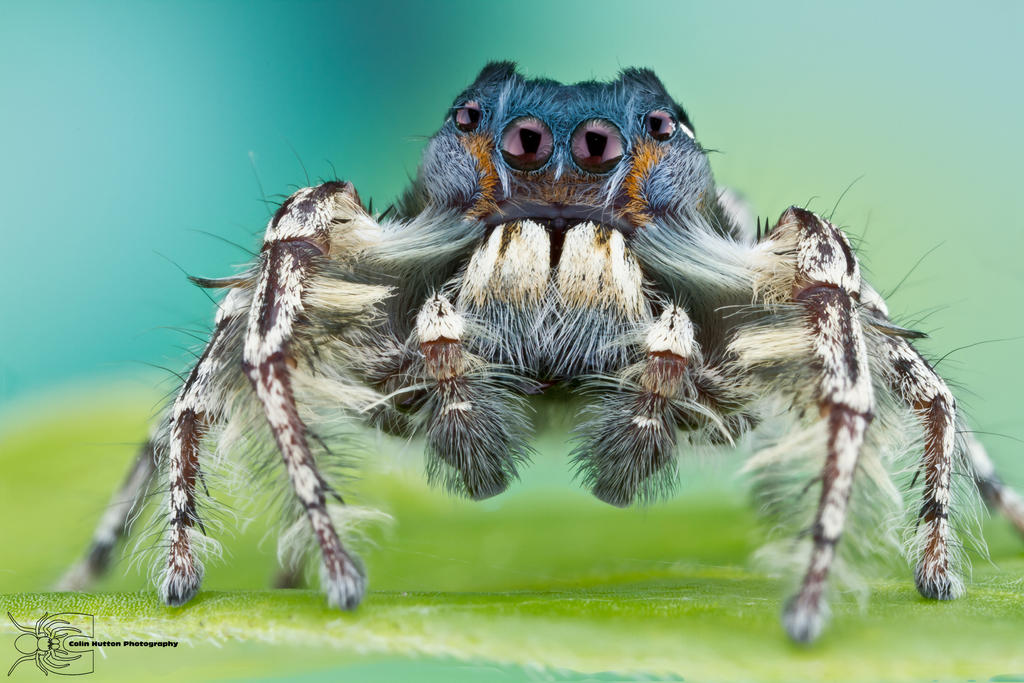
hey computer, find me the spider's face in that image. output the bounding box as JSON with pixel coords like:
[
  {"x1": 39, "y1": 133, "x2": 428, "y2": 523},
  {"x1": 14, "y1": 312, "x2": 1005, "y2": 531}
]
[{"x1": 415, "y1": 61, "x2": 714, "y2": 230}]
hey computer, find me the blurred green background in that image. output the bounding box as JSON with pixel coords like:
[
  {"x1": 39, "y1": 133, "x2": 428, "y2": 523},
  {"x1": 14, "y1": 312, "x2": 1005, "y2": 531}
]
[{"x1": 2, "y1": 1, "x2": 1023, "y2": 680}]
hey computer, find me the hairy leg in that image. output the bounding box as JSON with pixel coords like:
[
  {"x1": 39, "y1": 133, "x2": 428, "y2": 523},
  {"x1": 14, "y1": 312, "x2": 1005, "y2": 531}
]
[
  {"x1": 968, "y1": 433, "x2": 1024, "y2": 535},
  {"x1": 862, "y1": 280, "x2": 1024, "y2": 586},
  {"x1": 572, "y1": 304, "x2": 700, "y2": 506},
  {"x1": 415, "y1": 293, "x2": 530, "y2": 499},
  {"x1": 241, "y1": 182, "x2": 375, "y2": 608},
  {"x1": 161, "y1": 286, "x2": 249, "y2": 605},
  {"x1": 875, "y1": 331, "x2": 964, "y2": 599},
  {"x1": 738, "y1": 207, "x2": 875, "y2": 642},
  {"x1": 55, "y1": 440, "x2": 157, "y2": 591},
  {"x1": 151, "y1": 181, "x2": 389, "y2": 608}
]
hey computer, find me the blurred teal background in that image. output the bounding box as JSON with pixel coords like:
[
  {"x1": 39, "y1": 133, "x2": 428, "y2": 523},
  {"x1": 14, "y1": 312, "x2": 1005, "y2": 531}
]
[
  {"x1": 2, "y1": 3, "x2": 1023, "y2": 680},
  {"x1": 0, "y1": 1, "x2": 1022, "y2": 465},
  {"x1": 3, "y1": 0, "x2": 1022, "y2": 482}
]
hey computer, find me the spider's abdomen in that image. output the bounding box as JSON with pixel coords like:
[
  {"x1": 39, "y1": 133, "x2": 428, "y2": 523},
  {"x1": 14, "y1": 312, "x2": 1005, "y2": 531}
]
[{"x1": 456, "y1": 218, "x2": 647, "y2": 377}]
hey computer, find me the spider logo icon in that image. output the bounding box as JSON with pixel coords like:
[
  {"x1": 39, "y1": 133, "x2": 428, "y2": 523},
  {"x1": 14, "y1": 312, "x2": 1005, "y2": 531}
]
[{"x1": 7, "y1": 612, "x2": 94, "y2": 676}]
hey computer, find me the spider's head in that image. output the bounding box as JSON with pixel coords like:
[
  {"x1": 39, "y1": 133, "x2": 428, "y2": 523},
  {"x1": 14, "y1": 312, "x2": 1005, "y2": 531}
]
[{"x1": 405, "y1": 61, "x2": 714, "y2": 231}]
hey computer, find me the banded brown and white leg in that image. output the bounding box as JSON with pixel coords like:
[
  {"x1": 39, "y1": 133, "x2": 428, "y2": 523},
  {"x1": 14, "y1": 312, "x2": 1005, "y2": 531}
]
[
  {"x1": 749, "y1": 207, "x2": 875, "y2": 642},
  {"x1": 870, "y1": 301, "x2": 1024, "y2": 593},
  {"x1": 875, "y1": 331, "x2": 964, "y2": 599},
  {"x1": 242, "y1": 182, "x2": 370, "y2": 609},
  {"x1": 573, "y1": 304, "x2": 699, "y2": 507},
  {"x1": 967, "y1": 433, "x2": 1024, "y2": 536},
  {"x1": 162, "y1": 286, "x2": 249, "y2": 605},
  {"x1": 56, "y1": 441, "x2": 158, "y2": 591},
  {"x1": 416, "y1": 293, "x2": 530, "y2": 500}
]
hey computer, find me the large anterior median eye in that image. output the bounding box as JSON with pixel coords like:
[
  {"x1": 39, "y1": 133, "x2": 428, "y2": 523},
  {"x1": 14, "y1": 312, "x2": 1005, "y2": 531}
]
[
  {"x1": 500, "y1": 117, "x2": 553, "y2": 171},
  {"x1": 570, "y1": 119, "x2": 624, "y2": 174},
  {"x1": 454, "y1": 101, "x2": 482, "y2": 132}
]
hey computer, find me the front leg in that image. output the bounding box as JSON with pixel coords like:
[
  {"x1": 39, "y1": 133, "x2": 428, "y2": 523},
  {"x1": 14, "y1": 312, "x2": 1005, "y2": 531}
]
[
  {"x1": 737, "y1": 207, "x2": 875, "y2": 642},
  {"x1": 150, "y1": 180, "x2": 390, "y2": 609},
  {"x1": 242, "y1": 182, "x2": 372, "y2": 609}
]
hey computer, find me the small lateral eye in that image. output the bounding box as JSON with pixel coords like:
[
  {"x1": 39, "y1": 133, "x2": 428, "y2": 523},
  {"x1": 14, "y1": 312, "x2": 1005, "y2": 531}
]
[
  {"x1": 454, "y1": 101, "x2": 482, "y2": 132},
  {"x1": 570, "y1": 118, "x2": 625, "y2": 174},
  {"x1": 500, "y1": 116, "x2": 554, "y2": 171},
  {"x1": 645, "y1": 110, "x2": 682, "y2": 141}
]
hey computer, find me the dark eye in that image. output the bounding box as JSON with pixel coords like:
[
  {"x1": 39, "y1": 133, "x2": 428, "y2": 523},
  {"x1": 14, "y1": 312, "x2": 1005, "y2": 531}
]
[
  {"x1": 500, "y1": 117, "x2": 553, "y2": 171},
  {"x1": 570, "y1": 119, "x2": 624, "y2": 174},
  {"x1": 644, "y1": 110, "x2": 680, "y2": 141},
  {"x1": 454, "y1": 101, "x2": 482, "y2": 132}
]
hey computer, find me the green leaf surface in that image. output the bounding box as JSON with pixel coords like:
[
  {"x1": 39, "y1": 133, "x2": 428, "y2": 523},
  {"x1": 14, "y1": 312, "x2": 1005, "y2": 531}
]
[{"x1": 2, "y1": 391, "x2": 1023, "y2": 681}]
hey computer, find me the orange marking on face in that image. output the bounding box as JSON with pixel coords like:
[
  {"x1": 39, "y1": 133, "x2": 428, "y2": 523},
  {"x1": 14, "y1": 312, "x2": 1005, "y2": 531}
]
[
  {"x1": 460, "y1": 133, "x2": 501, "y2": 219},
  {"x1": 621, "y1": 138, "x2": 664, "y2": 226}
]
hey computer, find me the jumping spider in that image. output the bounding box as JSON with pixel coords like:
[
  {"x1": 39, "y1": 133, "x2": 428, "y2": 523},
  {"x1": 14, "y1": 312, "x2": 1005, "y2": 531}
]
[{"x1": 60, "y1": 62, "x2": 1024, "y2": 643}]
